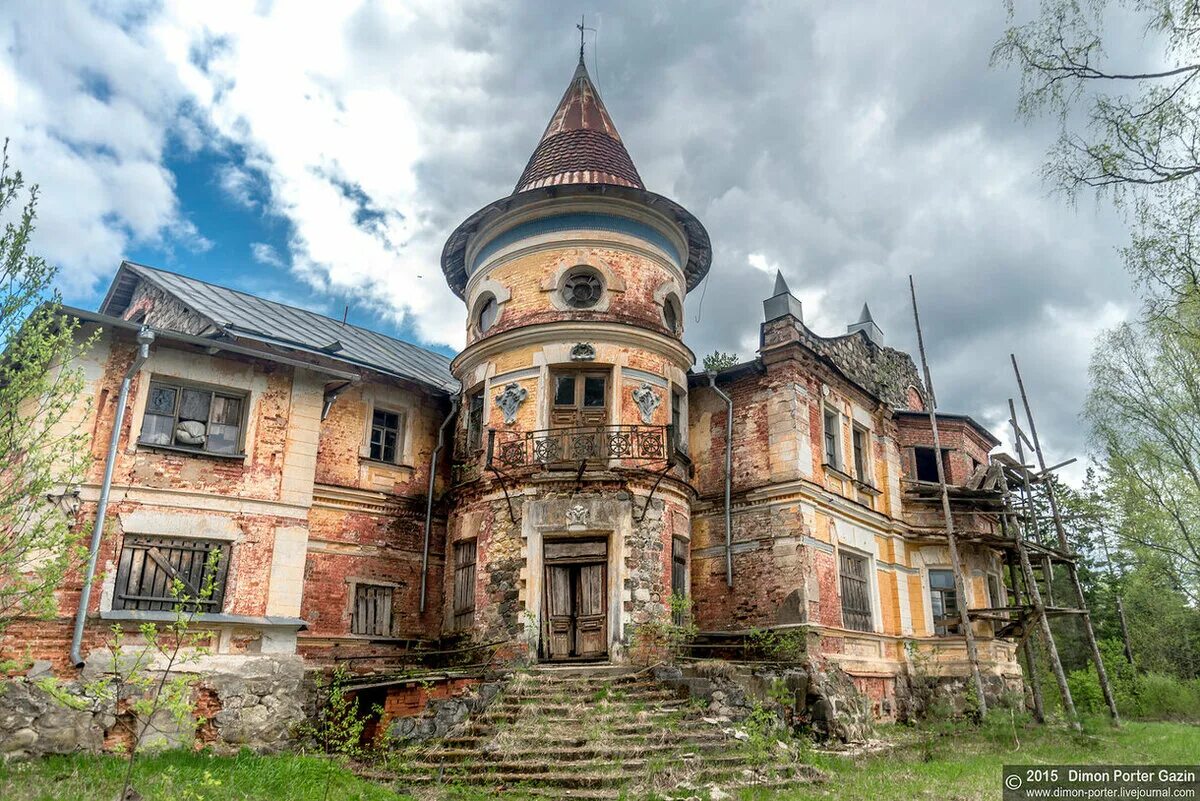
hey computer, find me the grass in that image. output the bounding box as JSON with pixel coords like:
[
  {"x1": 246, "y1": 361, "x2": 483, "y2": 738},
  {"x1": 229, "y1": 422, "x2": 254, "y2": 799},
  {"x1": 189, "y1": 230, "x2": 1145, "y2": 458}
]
[
  {"x1": 2, "y1": 718, "x2": 1195, "y2": 801},
  {"x1": 742, "y1": 717, "x2": 1200, "y2": 801}
]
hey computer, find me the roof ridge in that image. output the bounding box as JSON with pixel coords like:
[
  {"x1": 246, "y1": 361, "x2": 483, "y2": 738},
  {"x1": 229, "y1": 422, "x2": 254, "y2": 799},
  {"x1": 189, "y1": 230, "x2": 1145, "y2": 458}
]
[{"x1": 122, "y1": 261, "x2": 451, "y2": 364}]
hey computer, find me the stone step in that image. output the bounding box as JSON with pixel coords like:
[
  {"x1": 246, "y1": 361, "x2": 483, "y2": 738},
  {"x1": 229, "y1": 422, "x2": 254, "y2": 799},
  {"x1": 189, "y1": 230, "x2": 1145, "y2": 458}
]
[
  {"x1": 420, "y1": 741, "x2": 730, "y2": 763},
  {"x1": 484, "y1": 697, "x2": 690, "y2": 714},
  {"x1": 394, "y1": 761, "x2": 798, "y2": 789},
  {"x1": 503, "y1": 680, "x2": 678, "y2": 698},
  {"x1": 410, "y1": 749, "x2": 747, "y2": 772},
  {"x1": 439, "y1": 728, "x2": 731, "y2": 748}
]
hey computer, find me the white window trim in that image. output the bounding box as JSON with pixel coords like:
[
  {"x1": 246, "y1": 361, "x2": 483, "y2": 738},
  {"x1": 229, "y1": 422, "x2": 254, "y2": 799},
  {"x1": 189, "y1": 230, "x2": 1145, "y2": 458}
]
[{"x1": 361, "y1": 393, "x2": 414, "y2": 466}]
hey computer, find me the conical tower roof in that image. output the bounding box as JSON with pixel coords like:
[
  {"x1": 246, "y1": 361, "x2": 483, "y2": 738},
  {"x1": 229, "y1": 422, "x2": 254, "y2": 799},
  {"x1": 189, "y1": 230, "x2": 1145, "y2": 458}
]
[{"x1": 514, "y1": 57, "x2": 644, "y2": 192}]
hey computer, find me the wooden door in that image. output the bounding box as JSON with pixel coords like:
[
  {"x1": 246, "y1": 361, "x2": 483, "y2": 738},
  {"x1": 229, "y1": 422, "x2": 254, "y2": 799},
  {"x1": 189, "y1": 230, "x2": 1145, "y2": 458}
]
[
  {"x1": 545, "y1": 564, "x2": 574, "y2": 660},
  {"x1": 574, "y1": 563, "x2": 607, "y2": 658}
]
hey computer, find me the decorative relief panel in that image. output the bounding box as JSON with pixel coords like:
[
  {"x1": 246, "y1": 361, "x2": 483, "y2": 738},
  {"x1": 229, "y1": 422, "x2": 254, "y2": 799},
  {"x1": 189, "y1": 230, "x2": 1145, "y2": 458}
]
[
  {"x1": 495, "y1": 382, "x2": 528, "y2": 424},
  {"x1": 631, "y1": 383, "x2": 661, "y2": 424}
]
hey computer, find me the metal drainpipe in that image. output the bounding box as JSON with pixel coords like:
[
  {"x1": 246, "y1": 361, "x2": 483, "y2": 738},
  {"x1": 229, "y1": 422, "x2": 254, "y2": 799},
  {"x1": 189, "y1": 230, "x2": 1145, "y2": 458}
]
[
  {"x1": 707, "y1": 372, "x2": 734, "y2": 587},
  {"x1": 420, "y1": 396, "x2": 460, "y2": 613},
  {"x1": 70, "y1": 325, "x2": 155, "y2": 668}
]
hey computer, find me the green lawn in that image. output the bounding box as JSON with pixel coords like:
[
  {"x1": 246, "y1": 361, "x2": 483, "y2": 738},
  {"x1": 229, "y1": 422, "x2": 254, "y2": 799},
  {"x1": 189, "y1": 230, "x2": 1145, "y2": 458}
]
[
  {"x1": 747, "y1": 718, "x2": 1200, "y2": 801},
  {"x1": 1, "y1": 719, "x2": 1195, "y2": 801}
]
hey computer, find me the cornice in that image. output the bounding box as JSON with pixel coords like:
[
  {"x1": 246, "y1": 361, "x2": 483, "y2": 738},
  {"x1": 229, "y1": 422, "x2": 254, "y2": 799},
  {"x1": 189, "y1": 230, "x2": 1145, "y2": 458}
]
[{"x1": 451, "y1": 320, "x2": 696, "y2": 377}]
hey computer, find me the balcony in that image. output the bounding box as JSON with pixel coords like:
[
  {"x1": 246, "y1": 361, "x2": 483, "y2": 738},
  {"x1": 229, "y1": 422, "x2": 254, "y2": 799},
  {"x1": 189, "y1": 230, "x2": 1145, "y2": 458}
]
[{"x1": 486, "y1": 424, "x2": 676, "y2": 471}]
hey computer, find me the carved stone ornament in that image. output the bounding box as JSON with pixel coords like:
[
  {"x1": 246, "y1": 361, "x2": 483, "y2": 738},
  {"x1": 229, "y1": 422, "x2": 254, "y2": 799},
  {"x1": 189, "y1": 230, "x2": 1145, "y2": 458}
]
[
  {"x1": 631, "y1": 383, "x2": 662, "y2": 424},
  {"x1": 569, "y1": 343, "x2": 596, "y2": 361},
  {"x1": 566, "y1": 504, "x2": 589, "y2": 526},
  {"x1": 494, "y1": 382, "x2": 528, "y2": 425}
]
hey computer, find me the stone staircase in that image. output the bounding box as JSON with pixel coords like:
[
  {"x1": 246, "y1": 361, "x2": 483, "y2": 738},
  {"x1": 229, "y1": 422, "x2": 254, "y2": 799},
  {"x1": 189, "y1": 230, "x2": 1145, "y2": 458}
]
[{"x1": 384, "y1": 665, "x2": 820, "y2": 799}]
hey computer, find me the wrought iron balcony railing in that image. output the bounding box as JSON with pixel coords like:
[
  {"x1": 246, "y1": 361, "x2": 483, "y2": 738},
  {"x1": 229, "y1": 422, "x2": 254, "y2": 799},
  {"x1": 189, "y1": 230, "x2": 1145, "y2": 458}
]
[{"x1": 486, "y1": 424, "x2": 676, "y2": 470}]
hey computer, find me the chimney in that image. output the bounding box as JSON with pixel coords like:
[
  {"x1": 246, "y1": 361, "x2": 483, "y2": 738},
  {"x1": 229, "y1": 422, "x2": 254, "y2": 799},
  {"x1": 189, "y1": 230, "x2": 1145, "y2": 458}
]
[
  {"x1": 847, "y1": 303, "x2": 884, "y2": 345},
  {"x1": 763, "y1": 270, "x2": 803, "y2": 322}
]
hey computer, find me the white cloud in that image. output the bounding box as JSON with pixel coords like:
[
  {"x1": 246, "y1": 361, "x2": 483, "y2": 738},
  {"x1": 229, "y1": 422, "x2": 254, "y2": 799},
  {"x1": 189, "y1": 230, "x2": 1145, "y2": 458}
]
[{"x1": 250, "y1": 242, "x2": 283, "y2": 268}]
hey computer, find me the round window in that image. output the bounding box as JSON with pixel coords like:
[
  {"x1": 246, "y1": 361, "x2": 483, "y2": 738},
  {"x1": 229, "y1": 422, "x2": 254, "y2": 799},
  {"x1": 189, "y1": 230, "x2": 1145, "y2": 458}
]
[
  {"x1": 477, "y1": 295, "x2": 499, "y2": 333},
  {"x1": 562, "y1": 269, "x2": 603, "y2": 309},
  {"x1": 663, "y1": 297, "x2": 680, "y2": 333}
]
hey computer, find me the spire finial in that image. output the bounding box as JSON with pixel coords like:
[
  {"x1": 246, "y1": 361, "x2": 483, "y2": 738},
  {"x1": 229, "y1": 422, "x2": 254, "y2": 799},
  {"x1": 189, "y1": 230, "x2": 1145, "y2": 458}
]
[{"x1": 577, "y1": 15, "x2": 586, "y2": 62}]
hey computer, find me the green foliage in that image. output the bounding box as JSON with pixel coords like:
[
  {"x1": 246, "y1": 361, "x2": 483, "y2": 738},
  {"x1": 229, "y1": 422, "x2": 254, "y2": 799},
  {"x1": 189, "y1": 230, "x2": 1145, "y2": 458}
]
[
  {"x1": 747, "y1": 626, "x2": 807, "y2": 663},
  {"x1": 701, "y1": 350, "x2": 739, "y2": 372},
  {"x1": 298, "y1": 665, "x2": 369, "y2": 759},
  {"x1": 1069, "y1": 639, "x2": 1200, "y2": 720},
  {"x1": 627, "y1": 592, "x2": 697, "y2": 665},
  {"x1": 0, "y1": 142, "x2": 93, "y2": 635}
]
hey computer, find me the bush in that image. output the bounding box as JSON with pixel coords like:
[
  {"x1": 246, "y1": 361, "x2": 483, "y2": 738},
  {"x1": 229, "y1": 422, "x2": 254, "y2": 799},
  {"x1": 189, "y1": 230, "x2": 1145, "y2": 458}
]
[{"x1": 1068, "y1": 654, "x2": 1200, "y2": 721}]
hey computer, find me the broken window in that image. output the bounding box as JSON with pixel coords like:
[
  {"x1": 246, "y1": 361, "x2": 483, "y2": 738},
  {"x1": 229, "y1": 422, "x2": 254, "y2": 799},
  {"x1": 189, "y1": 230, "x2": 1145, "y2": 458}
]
[
  {"x1": 913, "y1": 446, "x2": 950, "y2": 483},
  {"x1": 369, "y1": 408, "x2": 404, "y2": 463},
  {"x1": 113, "y1": 535, "x2": 229, "y2": 612},
  {"x1": 453, "y1": 539, "x2": 477, "y2": 631},
  {"x1": 823, "y1": 408, "x2": 842, "y2": 469},
  {"x1": 139, "y1": 380, "x2": 245, "y2": 455},
  {"x1": 929, "y1": 569, "x2": 959, "y2": 635},
  {"x1": 351, "y1": 584, "x2": 394, "y2": 637},
  {"x1": 852, "y1": 425, "x2": 869, "y2": 482},
  {"x1": 839, "y1": 551, "x2": 872, "y2": 632}
]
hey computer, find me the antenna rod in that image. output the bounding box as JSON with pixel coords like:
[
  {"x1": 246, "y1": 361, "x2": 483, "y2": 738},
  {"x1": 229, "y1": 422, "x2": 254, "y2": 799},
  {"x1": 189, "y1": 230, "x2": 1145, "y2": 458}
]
[{"x1": 909, "y1": 275, "x2": 988, "y2": 718}]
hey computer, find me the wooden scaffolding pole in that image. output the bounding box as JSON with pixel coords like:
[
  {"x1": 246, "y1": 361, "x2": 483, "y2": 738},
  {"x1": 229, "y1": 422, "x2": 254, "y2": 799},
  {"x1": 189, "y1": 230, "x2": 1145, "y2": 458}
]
[
  {"x1": 909, "y1": 276, "x2": 988, "y2": 717},
  {"x1": 1000, "y1": 511, "x2": 1045, "y2": 723},
  {"x1": 1012, "y1": 355, "x2": 1120, "y2": 724},
  {"x1": 1007, "y1": 400, "x2": 1079, "y2": 729}
]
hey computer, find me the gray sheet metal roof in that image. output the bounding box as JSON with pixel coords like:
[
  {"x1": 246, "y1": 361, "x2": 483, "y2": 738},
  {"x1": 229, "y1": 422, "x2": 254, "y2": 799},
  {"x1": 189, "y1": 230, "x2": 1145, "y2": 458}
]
[{"x1": 101, "y1": 262, "x2": 458, "y2": 393}]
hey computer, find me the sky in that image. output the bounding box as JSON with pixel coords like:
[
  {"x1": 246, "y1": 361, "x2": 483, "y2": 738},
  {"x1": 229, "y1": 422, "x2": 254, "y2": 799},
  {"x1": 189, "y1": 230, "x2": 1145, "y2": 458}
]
[{"x1": 0, "y1": 1, "x2": 1151, "y2": 480}]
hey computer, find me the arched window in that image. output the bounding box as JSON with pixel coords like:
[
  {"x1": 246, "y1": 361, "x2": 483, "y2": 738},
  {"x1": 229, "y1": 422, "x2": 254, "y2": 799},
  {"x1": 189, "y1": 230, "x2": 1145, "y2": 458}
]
[
  {"x1": 562, "y1": 268, "x2": 604, "y2": 309},
  {"x1": 477, "y1": 295, "x2": 499, "y2": 333}
]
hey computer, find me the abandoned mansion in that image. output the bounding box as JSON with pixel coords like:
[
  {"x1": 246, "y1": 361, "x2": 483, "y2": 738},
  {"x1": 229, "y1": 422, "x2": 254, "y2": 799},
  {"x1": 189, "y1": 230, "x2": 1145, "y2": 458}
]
[{"x1": 5, "y1": 54, "x2": 1032, "y2": 747}]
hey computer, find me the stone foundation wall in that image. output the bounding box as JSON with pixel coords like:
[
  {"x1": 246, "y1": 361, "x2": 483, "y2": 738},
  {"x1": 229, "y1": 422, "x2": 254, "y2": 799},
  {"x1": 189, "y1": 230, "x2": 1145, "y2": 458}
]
[{"x1": 0, "y1": 655, "x2": 308, "y2": 761}]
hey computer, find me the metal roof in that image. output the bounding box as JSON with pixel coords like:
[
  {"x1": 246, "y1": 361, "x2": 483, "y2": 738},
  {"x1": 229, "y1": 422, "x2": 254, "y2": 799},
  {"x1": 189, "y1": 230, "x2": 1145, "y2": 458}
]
[{"x1": 100, "y1": 262, "x2": 457, "y2": 393}]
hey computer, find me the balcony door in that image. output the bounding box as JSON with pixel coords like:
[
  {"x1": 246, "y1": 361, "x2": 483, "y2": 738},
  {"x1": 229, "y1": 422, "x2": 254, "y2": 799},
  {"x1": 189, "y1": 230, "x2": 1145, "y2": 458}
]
[{"x1": 551, "y1": 371, "x2": 608, "y2": 428}]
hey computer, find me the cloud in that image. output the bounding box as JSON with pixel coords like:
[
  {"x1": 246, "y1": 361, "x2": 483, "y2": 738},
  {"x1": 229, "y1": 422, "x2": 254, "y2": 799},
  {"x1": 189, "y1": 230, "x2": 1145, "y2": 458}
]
[
  {"x1": 0, "y1": 0, "x2": 1147, "y2": 474},
  {"x1": 250, "y1": 241, "x2": 283, "y2": 268}
]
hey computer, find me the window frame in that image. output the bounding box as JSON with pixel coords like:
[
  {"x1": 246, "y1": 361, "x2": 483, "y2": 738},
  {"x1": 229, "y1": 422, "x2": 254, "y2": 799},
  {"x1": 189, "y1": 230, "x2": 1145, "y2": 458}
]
[
  {"x1": 913, "y1": 446, "x2": 951, "y2": 483},
  {"x1": 838, "y1": 549, "x2": 873, "y2": 632},
  {"x1": 113, "y1": 535, "x2": 231, "y2": 613},
  {"x1": 138, "y1": 377, "x2": 249, "y2": 458},
  {"x1": 822, "y1": 406, "x2": 843, "y2": 470},
  {"x1": 367, "y1": 406, "x2": 406, "y2": 465},
  {"x1": 928, "y1": 568, "x2": 960, "y2": 636},
  {"x1": 662, "y1": 294, "x2": 682, "y2": 334},
  {"x1": 475, "y1": 293, "x2": 499, "y2": 334},
  {"x1": 852, "y1": 424, "x2": 870, "y2": 483},
  {"x1": 986, "y1": 572, "x2": 1004, "y2": 610},
  {"x1": 671, "y1": 536, "x2": 689, "y2": 625},
  {"x1": 561, "y1": 267, "x2": 605, "y2": 309},
  {"x1": 350, "y1": 582, "x2": 395, "y2": 637},
  {"x1": 465, "y1": 390, "x2": 485, "y2": 453}
]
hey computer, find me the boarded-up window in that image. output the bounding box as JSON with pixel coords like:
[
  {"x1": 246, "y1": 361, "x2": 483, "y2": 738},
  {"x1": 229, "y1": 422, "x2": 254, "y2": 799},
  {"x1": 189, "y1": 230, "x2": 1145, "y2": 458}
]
[
  {"x1": 351, "y1": 584, "x2": 393, "y2": 636},
  {"x1": 453, "y1": 540, "x2": 477, "y2": 631},
  {"x1": 114, "y1": 536, "x2": 230, "y2": 612},
  {"x1": 839, "y1": 551, "x2": 872, "y2": 632}
]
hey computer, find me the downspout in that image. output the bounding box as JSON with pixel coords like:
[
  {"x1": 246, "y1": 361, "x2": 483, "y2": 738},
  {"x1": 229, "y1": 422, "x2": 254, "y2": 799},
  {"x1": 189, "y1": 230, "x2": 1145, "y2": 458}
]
[
  {"x1": 71, "y1": 325, "x2": 155, "y2": 668},
  {"x1": 420, "y1": 395, "x2": 460, "y2": 613},
  {"x1": 707, "y1": 372, "x2": 733, "y2": 587}
]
